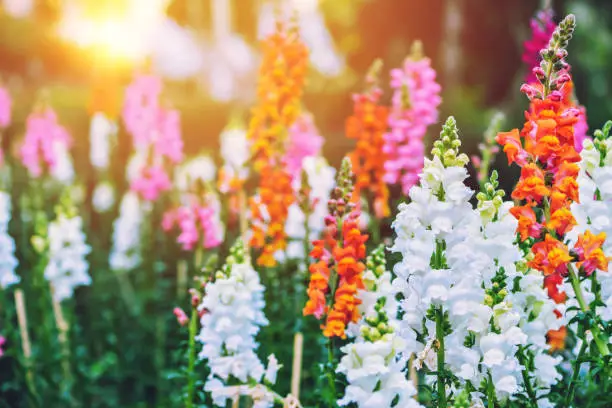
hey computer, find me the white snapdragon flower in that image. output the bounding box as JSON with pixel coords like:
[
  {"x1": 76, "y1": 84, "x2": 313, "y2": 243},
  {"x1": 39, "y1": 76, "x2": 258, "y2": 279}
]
[
  {"x1": 285, "y1": 156, "x2": 336, "y2": 260},
  {"x1": 391, "y1": 118, "x2": 562, "y2": 404},
  {"x1": 92, "y1": 181, "x2": 115, "y2": 213},
  {"x1": 45, "y1": 212, "x2": 91, "y2": 301},
  {"x1": 51, "y1": 141, "x2": 75, "y2": 184},
  {"x1": 338, "y1": 246, "x2": 421, "y2": 408},
  {"x1": 198, "y1": 242, "x2": 279, "y2": 408},
  {"x1": 89, "y1": 112, "x2": 117, "y2": 170},
  {"x1": 0, "y1": 191, "x2": 19, "y2": 288},
  {"x1": 220, "y1": 126, "x2": 249, "y2": 184},
  {"x1": 174, "y1": 155, "x2": 216, "y2": 192},
  {"x1": 109, "y1": 192, "x2": 144, "y2": 271}
]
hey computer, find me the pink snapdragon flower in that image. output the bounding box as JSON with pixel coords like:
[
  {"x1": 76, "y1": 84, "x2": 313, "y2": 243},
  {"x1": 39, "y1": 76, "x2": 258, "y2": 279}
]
[
  {"x1": 162, "y1": 198, "x2": 223, "y2": 251},
  {"x1": 19, "y1": 107, "x2": 72, "y2": 178},
  {"x1": 382, "y1": 55, "x2": 441, "y2": 194},
  {"x1": 523, "y1": 9, "x2": 556, "y2": 83},
  {"x1": 130, "y1": 165, "x2": 172, "y2": 202},
  {"x1": 123, "y1": 74, "x2": 184, "y2": 202},
  {"x1": 122, "y1": 74, "x2": 163, "y2": 148},
  {"x1": 0, "y1": 86, "x2": 11, "y2": 128},
  {"x1": 284, "y1": 113, "x2": 323, "y2": 179}
]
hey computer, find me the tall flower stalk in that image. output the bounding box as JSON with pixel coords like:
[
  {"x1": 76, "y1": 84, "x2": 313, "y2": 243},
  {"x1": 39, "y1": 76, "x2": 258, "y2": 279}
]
[
  {"x1": 498, "y1": 14, "x2": 610, "y2": 356},
  {"x1": 303, "y1": 158, "x2": 368, "y2": 404},
  {"x1": 247, "y1": 18, "x2": 309, "y2": 267}
]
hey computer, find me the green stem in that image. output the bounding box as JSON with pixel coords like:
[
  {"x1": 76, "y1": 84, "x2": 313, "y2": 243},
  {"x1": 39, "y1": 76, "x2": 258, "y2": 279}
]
[
  {"x1": 517, "y1": 346, "x2": 537, "y2": 407},
  {"x1": 564, "y1": 340, "x2": 587, "y2": 407},
  {"x1": 568, "y1": 265, "x2": 610, "y2": 356},
  {"x1": 487, "y1": 371, "x2": 496, "y2": 408},
  {"x1": 326, "y1": 338, "x2": 337, "y2": 402},
  {"x1": 436, "y1": 307, "x2": 447, "y2": 408},
  {"x1": 185, "y1": 307, "x2": 198, "y2": 408}
]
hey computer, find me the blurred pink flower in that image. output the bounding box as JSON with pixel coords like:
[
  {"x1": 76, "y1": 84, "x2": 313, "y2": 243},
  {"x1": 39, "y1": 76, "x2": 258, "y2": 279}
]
[
  {"x1": 0, "y1": 86, "x2": 12, "y2": 128},
  {"x1": 574, "y1": 106, "x2": 588, "y2": 152},
  {"x1": 19, "y1": 108, "x2": 71, "y2": 178},
  {"x1": 284, "y1": 113, "x2": 323, "y2": 179},
  {"x1": 173, "y1": 307, "x2": 189, "y2": 326},
  {"x1": 130, "y1": 165, "x2": 172, "y2": 202},
  {"x1": 122, "y1": 74, "x2": 163, "y2": 147},
  {"x1": 123, "y1": 74, "x2": 184, "y2": 202},
  {"x1": 523, "y1": 9, "x2": 556, "y2": 83},
  {"x1": 162, "y1": 199, "x2": 223, "y2": 251},
  {"x1": 383, "y1": 56, "x2": 441, "y2": 194}
]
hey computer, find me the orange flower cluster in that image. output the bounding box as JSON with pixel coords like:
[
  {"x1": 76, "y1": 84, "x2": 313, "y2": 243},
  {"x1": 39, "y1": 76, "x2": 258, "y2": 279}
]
[
  {"x1": 249, "y1": 166, "x2": 294, "y2": 267},
  {"x1": 499, "y1": 91, "x2": 607, "y2": 300},
  {"x1": 246, "y1": 20, "x2": 309, "y2": 267},
  {"x1": 498, "y1": 16, "x2": 608, "y2": 348},
  {"x1": 304, "y1": 212, "x2": 368, "y2": 339},
  {"x1": 248, "y1": 21, "x2": 308, "y2": 170},
  {"x1": 346, "y1": 76, "x2": 390, "y2": 218}
]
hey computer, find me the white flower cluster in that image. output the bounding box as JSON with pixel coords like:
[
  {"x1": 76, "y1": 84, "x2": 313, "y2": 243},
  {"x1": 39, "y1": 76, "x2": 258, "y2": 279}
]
[
  {"x1": 568, "y1": 134, "x2": 612, "y2": 321},
  {"x1": 174, "y1": 155, "x2": 216, "y2": 193},
  {"x1": 89, "y1": 112, "x2": 117, "y2": 171},
  {"x1": 197, "y1": 243, "x2": 279, "y2": 408},
  {"x1": 45, "y1": 212, "x2": 91, "y2": 301},
  {"x1": 0, "y1": 191, "x2": 19, "y2": 288},
  {"x1": 285, "y1": 156, "x2": 336, "y2": 260},
  {"x1": 390, "y1": 117, "x2": 563, "y2": 405},
  {"x1": 219, "y1": 126, "x2": 249, "y2": 190},
  {"x1": 109, "y1": 192, "x2": 144, "y2": 271},
  {"x1": 337, "y1": 246, "x2": 421, "y2": 408}
]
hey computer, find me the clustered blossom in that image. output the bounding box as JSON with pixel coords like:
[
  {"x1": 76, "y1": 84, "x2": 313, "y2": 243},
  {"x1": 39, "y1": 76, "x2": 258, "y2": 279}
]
[
  {"x1": 0, "y1": 191, "x2": 19, "y2": 288},
  {"x1": 89, "y1": 112, "x2": 117, "y2": 171},
  {"x1": 247, "y1": 20, "x2": 309, "y2": 267},
  {"x1": 568, "y1": 123, "x2": 612, "y2": 320},
  {"x1": 197, "y1": 241, "x2": 280, "y2": 408},
  {"x1": 382, "y1": 43, "x2": 442, "y2": 195},
  {"x1": 19, "y1": 106, "x2": 74, "y2": 183},
  {"x1": 122, "y1": 74, "x2": 184, "y2": 202},
  {"x1": 45, "y1": 209, "x2": 91, "y2": 302},
  {"x1": 0, "y1": 86, "x2": 11, "y2": 128},
  {"x1": 163, "y1": 197, "x2": 223, "y2": 251},
  {"x1": 303, "y1": 158, "x2": 369, "y2": 339},
  {"x1": 523, "y1": 9, "x2": 556, "y2": 83},
  {"x1": 346, "y1": 61, "x2": 390, "y2": 218},
  {"x1": 109, "y1": 192, "x2": 145, "y2": 271},
  {"x1": 285, "y1": 156, "x2": 336, "y2": 260},
  {"x1": 497, "y1": 17, "x2": 606, "y2": 351},
  {"x1": 283, "y1": 113, "x2": 324, "y2": 180},
  {"x1": 337, "y1": 246, "x2": 421, "y2": 407},
  {"x1": 391, "y1": 117, "x2": 562, "y2": 405}
]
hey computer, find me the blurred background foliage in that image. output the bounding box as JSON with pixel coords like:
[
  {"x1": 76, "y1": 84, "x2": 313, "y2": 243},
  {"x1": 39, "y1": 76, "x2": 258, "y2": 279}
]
[{"x1": 0, "y1": 0, "x2": 611, "y2": 406}]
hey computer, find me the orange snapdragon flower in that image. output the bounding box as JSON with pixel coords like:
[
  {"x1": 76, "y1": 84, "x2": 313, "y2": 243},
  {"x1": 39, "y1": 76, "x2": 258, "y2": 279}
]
[
  {"x1": 529, "y1": 234, "x2": 572, "y2": 276},
  {"x1": 573, "y1": 231, "x2": 609, "y2": 275},
  {"x1": 246, "y1": 20, "x2": 309, "y2": 267},
  {"x1": 303, "y1": 160, "x2": 369, "y2": 339},
  {"x1": 346, "y1": 82, "x2": 390, "y2": 218}
]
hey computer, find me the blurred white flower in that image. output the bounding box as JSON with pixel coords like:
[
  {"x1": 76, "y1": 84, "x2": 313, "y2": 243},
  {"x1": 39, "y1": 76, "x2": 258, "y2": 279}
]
[
  {"x1": 89, "y1": 113, "x2": 117, "y2": 170},
  {"x1": 92, "y1": 182, "x2": 116, "y2": 213},
  {"x1": 0, "y1": 191, "x2": 19, "y2": 288},
  {"x1": 45, "y1": 213, "x2": 91, "y2": 301}
]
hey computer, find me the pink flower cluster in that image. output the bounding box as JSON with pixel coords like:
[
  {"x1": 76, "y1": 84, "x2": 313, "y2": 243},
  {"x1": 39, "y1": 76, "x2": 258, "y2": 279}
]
[
  {"x1": 382, "y1": 57, "x2": 441, "y2": 194},
  {"x1": 284, "y1": 113, "x2": 323, "y2": 179},
  {"x1": 523, "y1": 9, "x2": 556, "y2": 83},
  {"x1": 0, "y1": 86, "x2": 11, "y2": 128},
  {"x1": 19, "y1": 107, "x2": 72, "y2": 178},
  {"x1": 162, "y1": 199, "x2": 223, "y2": 251},
  {"x1": 122, "y1": 74, "x2": 184, "y2": 202}
]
